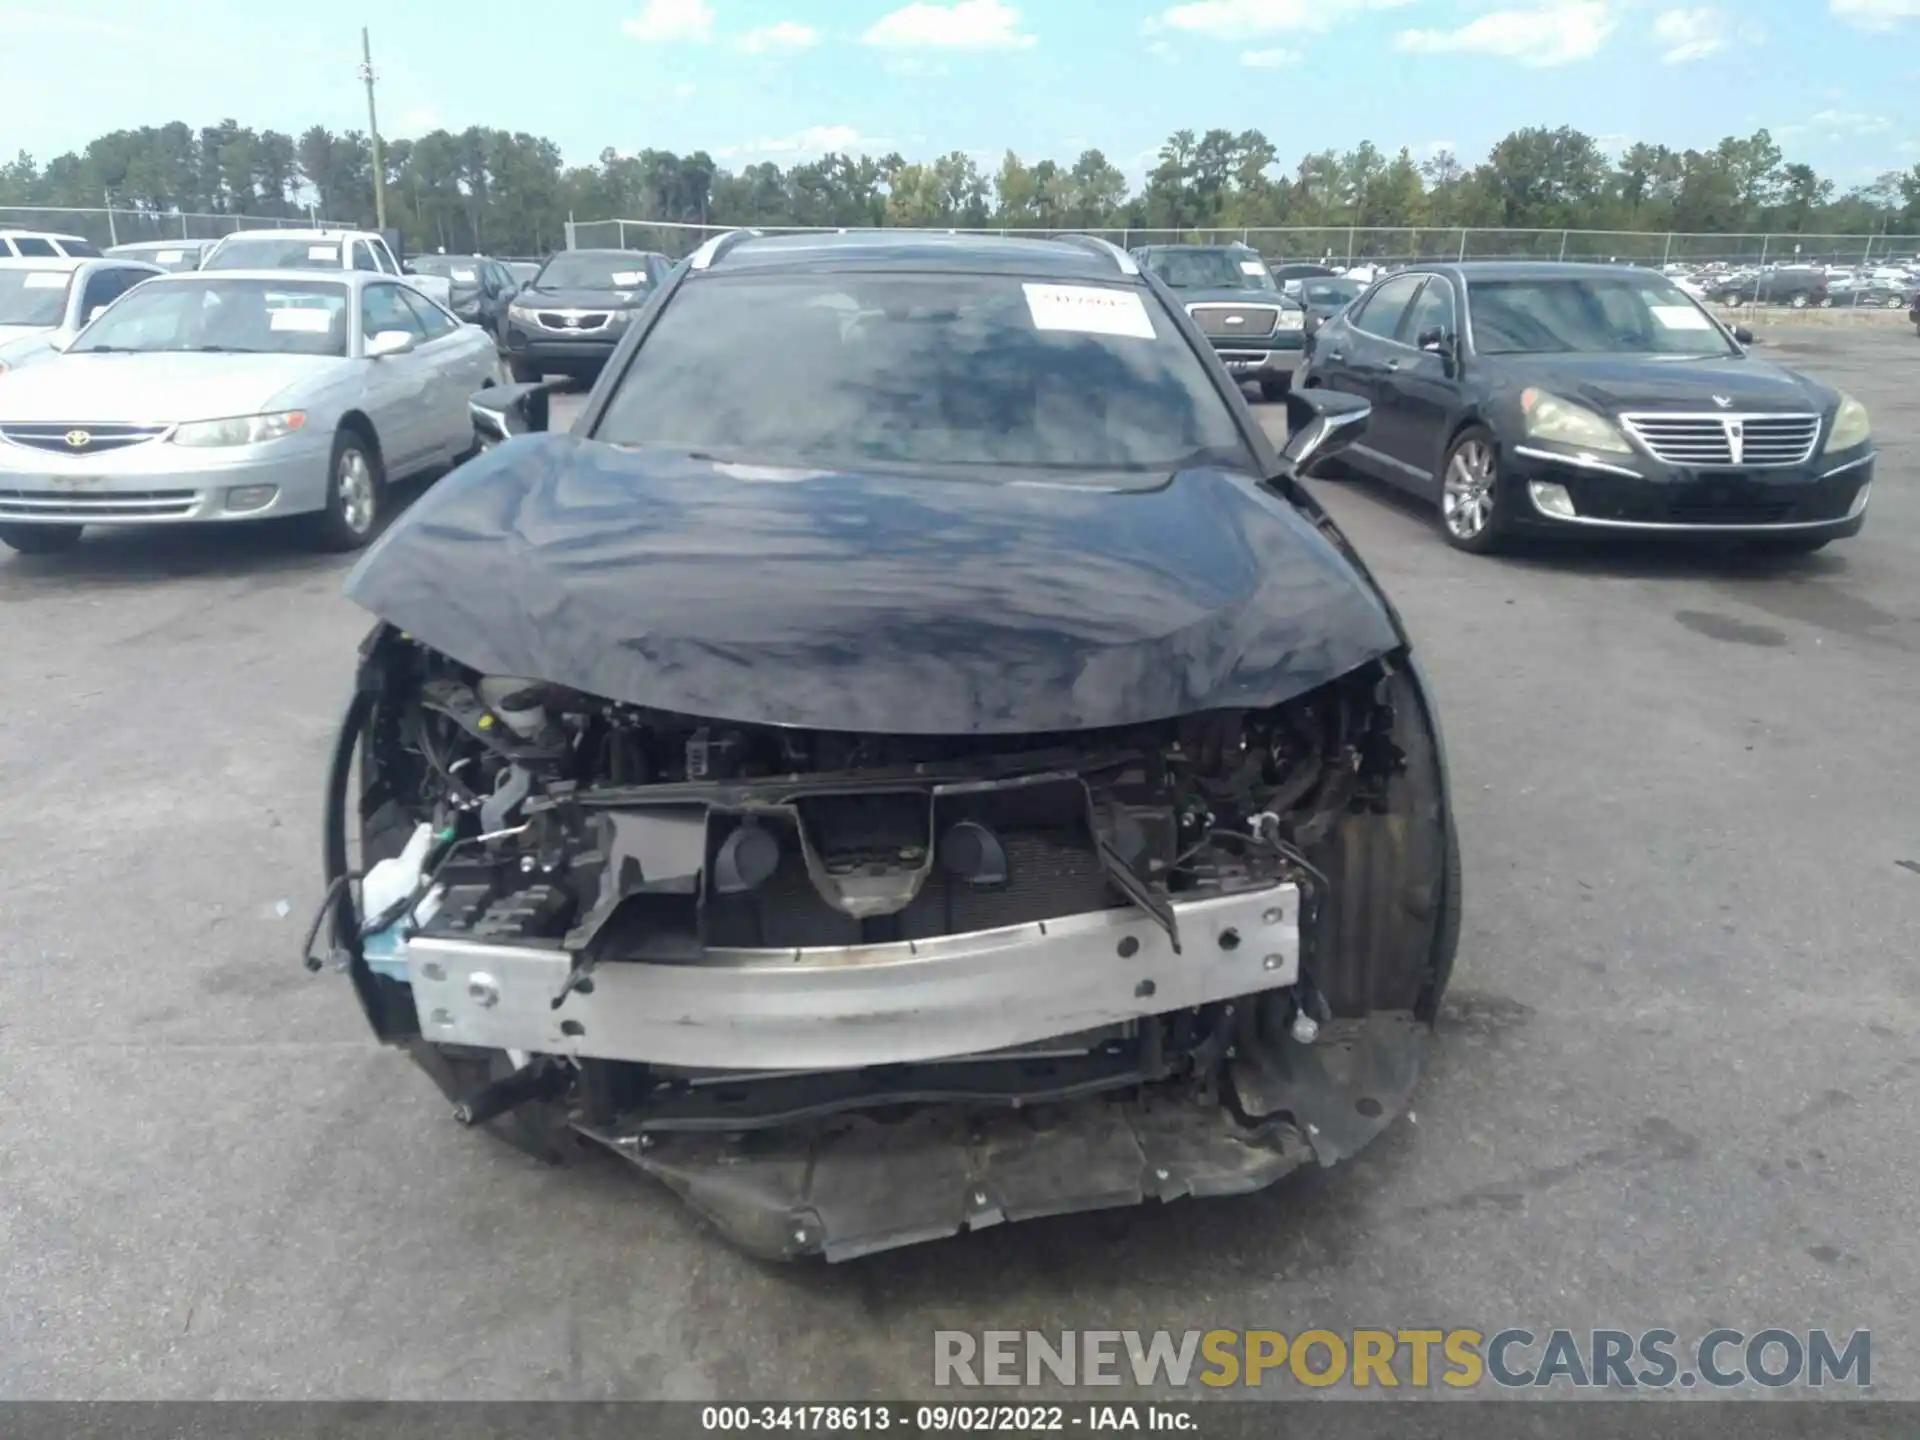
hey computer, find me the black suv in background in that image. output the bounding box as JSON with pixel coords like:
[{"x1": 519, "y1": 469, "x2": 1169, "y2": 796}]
[
  {"x1": 502, "y1": 248, "x2": 674, "y2": 382},
  {"x1": 407, "y1": 254, "x2": 522, "y2": 336},
  {"x1": 1131, "y1": 242, "x2": 1305, "y2": 400},
  {"x1": 1713, "y1": 266, "x2": 1829, "y2": 308}
]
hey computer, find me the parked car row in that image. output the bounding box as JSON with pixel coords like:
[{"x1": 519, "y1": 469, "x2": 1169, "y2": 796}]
[{"x1": 0, "y1": 225, "x2": 686, "y2": 558}]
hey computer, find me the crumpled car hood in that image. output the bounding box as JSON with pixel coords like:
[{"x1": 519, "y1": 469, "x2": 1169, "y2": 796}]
[{"x1": 344, "y1": 434, "x2": 1401, "y2": 735}]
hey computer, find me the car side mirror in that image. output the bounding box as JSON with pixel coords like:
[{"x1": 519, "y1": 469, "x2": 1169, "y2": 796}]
[
  {"x1": 1731, "y1": 324, "x2": 1755, "y2": 345},
  {"x1": 1304, "y1": 312, "x2": 1325, "y2": 338},
  {"x1": 470, "y1": 381, "x2": 554, "y2": 446},
  {"x1": 1417, "y1": 327, "x2": 1449, "y2": 352},
  {"x1": 87, "y1": 306, "x2": 108, "y2": 323},
  {"x1": 366, "y1": 329, "x2": 418, "y2": 359},
  {"x1": 1278, "y1": 386, "x2": 1370, "y2": 473}
]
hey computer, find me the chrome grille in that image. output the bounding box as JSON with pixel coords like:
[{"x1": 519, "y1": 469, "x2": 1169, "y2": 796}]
[
  {"x1": 535, "y1": 311, "x2": 610, "y2": 332},
  {"x1": 0, "y1": 422, "x2": 171, "y2": 456},
  {"x1": 1619, "y1": 412, "x2": 1821, "y2": 469},
  {"x1": 1187, "y1": 303, "x2": 1279, "y2": 339},
  {"x1": 0, "y1": 488, "x2": 198, "y2": 519}
]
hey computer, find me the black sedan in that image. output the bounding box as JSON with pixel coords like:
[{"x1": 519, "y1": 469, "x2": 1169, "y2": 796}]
[
  {"x1": 405, "y1": 253, "x2": 521, "y2": 335},
  {"x1": 501, "y1": 247, "x2": 674, "y2": 382},
  {"x1": 1297, "y1": 261, "x2": 1874, "y2": 555},
  {"x1": 315, "y1": 230, "x2": 1462, "y2": 1263}
]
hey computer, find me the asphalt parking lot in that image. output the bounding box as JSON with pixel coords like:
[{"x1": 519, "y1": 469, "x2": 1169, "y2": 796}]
[{"x1": 2, "y1": 322, "x2": 1915, "y2": 1400}]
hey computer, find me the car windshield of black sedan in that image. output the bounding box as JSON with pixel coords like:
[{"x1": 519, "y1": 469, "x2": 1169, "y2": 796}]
[
  {"x1": 1146, "y1": 250, "x2": 1279, "y2": 292},
  {"x1": 70, "y1": 278, "x2": 350, "y2": 357},
  {"x1": 532, "y1": 253, "x2": 651, "y2": 290},
  {"x1": 0, "y1": 269, "x2": 73, "y2": 325},
  {"x1": 591, "y1": 272, "x2": 1254, "y2": 477},
  {"x1": 409, "y1": 256, "x2": 481, "y2": 284},
  {"x1": 1467, "y1": 277, "x2": 1737, "y2": 357}
]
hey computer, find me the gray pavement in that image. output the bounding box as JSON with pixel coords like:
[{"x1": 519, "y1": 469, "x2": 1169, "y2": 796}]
[{"x1": 2, "y1": 327, "x2": 1915, "y2": 1399}]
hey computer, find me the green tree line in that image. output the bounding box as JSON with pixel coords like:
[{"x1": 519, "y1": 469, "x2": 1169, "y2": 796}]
[{"x1": 5, "y1": 119, "x2": 1919, "y2": 254}]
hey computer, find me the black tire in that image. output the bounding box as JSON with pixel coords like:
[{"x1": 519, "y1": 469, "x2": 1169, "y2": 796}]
[
  {"x1": 1259, "y1": 377, "x2": 1290, "y2": 403},
  {"x1": 1748, "y1": 535, "x2": 1830, "y2": 556},
  {"x1": 0, "y1": 522, "x2": 83, "y2": 555},
  {"x1": 1437, "y1": 425, "x2": 1508, "y2": 555},
  {"x1": 308, "y1": 428, "x2": 385, "y2": 552},
  {"x1": 507, "y1": 357, "x2": 541, "y2": 383}
]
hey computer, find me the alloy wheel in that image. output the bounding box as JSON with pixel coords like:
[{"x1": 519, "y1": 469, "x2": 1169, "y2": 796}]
[
  {"x1": 1442, "y1": 439, "x2": 1497, "y2": 541},
  {"x1": 338, "y1": 448, "x2": 376, "y2": 535}
]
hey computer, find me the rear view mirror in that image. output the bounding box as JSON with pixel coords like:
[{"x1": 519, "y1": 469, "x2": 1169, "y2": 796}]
[
  {"x1": 88, "y1": 306, "x2": 108, "y2": 323},
  {"x1": 1417, "y1": 327, "x2": 1449, "y2": 352},
  {"x1": 1278, "y1": 386, "x2": 1370, "y2": 473},
  {"x1": 470, "y1": 381, "x2": 555, "y2": 446}
]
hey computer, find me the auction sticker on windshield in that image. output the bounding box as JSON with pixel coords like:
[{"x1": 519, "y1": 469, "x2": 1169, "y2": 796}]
[
  {"x1": 1240, "y1": 261, "x2": 1268, "y2": 276},
  {"x1": 1023, "y1": 283, "x2": 1156, "y2": 339},
  {"x1": 23, "y1": 272, "x2": 68, "y2": 289},
  {"x1": 307, "y1": 245, "x2": 339, "y2": 261},
  {"x1": 269, "y1": 308, "x2": 333, "y2": 332},
  {"x1": 612, "y1": 271, "x2": 645, "y2": 285},
  {"x1": 1652, "y1": 304, "x2": 1714, "y2": 329}
]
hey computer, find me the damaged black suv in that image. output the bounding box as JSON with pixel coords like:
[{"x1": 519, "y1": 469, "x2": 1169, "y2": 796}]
[{"x1": 316, "y1": 229, "x2": 1461, "y2": 1262}]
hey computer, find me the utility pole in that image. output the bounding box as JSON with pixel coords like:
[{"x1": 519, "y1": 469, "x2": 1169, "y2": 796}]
[{"x1": 359, "y1": 27, "x2": 388, "y2": 231}]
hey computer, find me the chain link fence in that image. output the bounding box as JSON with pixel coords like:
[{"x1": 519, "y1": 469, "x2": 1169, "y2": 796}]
[
  {"x1": 1, "y1": 205, "x2": 333, "y2": 247},
  {"x1": 570, "y1": 216, "x2": 1920, "y2": 273}
]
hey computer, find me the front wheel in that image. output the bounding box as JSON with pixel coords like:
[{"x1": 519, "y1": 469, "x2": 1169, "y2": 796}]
[
  {"x1": 1438, "y1": 427, "x2": 1508, "y2": 555},
  {"x1": 308, "y1": 430, "x2": 384, "y2": 552},
  {"x1": 0, "y1": 522, "x2": 83, "y2": 555}
]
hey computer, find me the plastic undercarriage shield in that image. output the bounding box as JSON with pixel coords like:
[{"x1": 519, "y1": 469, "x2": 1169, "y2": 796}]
[{"x1": 550, "y1": 1011, "x2": 1431, "y2": 1262}]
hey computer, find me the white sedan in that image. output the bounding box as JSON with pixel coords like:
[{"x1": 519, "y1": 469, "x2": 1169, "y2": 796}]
[
  {"x1": 0, "y1": 269, "x2": 504, "y2": 555},
  {"x1": 0, "y1": 256, "x2": 165, "y2": 374}
]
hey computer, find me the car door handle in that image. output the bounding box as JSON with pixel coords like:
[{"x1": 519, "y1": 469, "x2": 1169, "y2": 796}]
[
  {"x1": 1385, "y1": 358, "x2": 1401, "y2": 372},
  {"x1": 1325, "y1": 349, "x2": 1345, "y2": 363}
]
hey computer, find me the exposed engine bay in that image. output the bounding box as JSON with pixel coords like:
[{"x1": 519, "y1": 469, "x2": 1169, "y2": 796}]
[{"x1": 320, "y1": 625, "x2": 1454, "y2": 1259}]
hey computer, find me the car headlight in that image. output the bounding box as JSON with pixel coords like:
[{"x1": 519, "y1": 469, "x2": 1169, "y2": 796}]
[
  {"x1": 1520, "y1": 388, "x2": 1631, "y2": 454},
  {"x1": 1824, "y1": 393, "x2": 1871, "y2": 453},
  {"x1": 171, "y1": 411, "x2": 308, "y2": 447},
  {"x1": 508, "y1": 304, "x2": 538, "y2": 324}
]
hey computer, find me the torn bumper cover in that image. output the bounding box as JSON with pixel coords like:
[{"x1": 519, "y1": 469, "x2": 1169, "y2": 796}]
[{"x1": 596, "y1": 1013, "x2": 1428, "y2": 1264}]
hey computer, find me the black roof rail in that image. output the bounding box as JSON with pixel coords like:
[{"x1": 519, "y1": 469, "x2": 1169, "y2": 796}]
[
  {"x1": 1051, "y1": 233, "x2": 1140, "y2": 275},
  {"x1": 686, "y1": 228, "x2": 764, "y2": 271}
]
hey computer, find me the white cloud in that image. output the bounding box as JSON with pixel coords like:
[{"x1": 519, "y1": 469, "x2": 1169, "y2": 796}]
[
  {"x1": 1652, "y1": 7, "x2": 1728, "y2": 61},
  {"x1": 1240, "y1": 45, "x2": 1302, "y2": 64},
  {"x1": 395, "y1": 108, "x2": 443, "y2": 137},
  {"x1": 1156, "y1": 0, "x2": 1413, "y2": 38},
  {"x1": 1829, "y1": 0, "x2": 1920, "y2": 29},
  {"x1": 1146, "y1": 37, "x2": 1177, "y2": 56},
  {"x1": 740, "y1": 20, "x2": 819, "y2": 51},
  {"x1": 862, "y1": 0, "x2": 1035, "y2": 48},
  {"x1": 1414, "y1": 138, "x2": 1458, "y2": 158},
  {"x1": 621, "y1": 0, "x2": 714, "y2": 42},
  {"x1": 1395, "y1": 1, "x2": 1615, "y2": 65},
  {"x1": 715, "y1": 124, "x2": 893, "y2": 159},
  {"x1": 1810, "y1": 108, "x2": 1892, "y2": 134}
]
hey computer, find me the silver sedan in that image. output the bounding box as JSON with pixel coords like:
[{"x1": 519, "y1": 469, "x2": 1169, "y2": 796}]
[
  {"x1": 0, "y1": 256, "x2": 165, "y2": 374},
  {"x1": 0, "y1": 269, "x2": 505, "y2": 554}
]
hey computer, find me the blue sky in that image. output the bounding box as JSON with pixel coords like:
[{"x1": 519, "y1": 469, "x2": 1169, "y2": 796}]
[{"x1": 3, "y1": 0, "x2": 1917, "y2": 187}]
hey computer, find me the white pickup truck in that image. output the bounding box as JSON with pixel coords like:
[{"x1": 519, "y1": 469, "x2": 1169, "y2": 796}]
[{"x1": 197, "y1": 228, "x2": 454, "y2": 308}]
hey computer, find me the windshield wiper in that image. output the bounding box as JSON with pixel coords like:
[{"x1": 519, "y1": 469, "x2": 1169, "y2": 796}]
[{"x1": 196, "y1": 345, "x2": 266, "y2": 353}]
